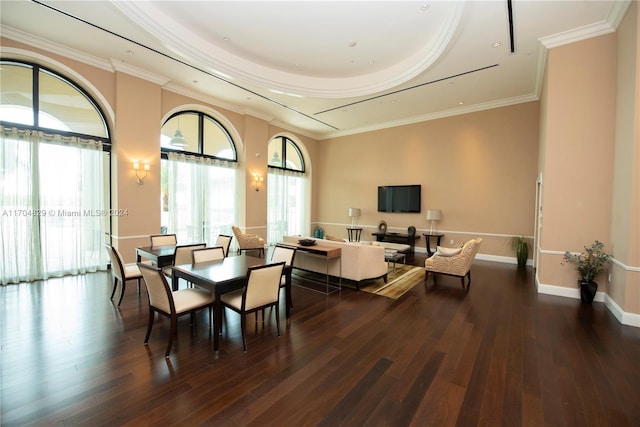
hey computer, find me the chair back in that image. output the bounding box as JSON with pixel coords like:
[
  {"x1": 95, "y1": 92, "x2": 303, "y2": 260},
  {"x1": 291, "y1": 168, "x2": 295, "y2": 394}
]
[
  {"x1": 105, "y1": 243, "x2": 125, "y2": 282},
  {"x1": 173, "y1": 243, "x2": 206, "y2": 265},
  {"x1": 215, "y1": 234, "x2": 233, "y2": 257},
  {"x1": 243, "y1": 262, "x2": 285, "y2": 310},
  {"x1": 271, "y1": 244, "x2": 296, "y2": 266},
  {"x1": 458, "y1": 238, "x2": 483, "y2": 271},
  {"x1": 192, "y1": 246, "x2": 225, "y2": 264},
  {"x1": 150, "y1": 234, "x2": 177, "y2": 247},
  {"x1": 138, "y1": 262, "x2": 174, "y2": 314}
]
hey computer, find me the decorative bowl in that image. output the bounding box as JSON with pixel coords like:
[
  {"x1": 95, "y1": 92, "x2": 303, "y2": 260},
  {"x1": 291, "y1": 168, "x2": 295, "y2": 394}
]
[{"x1": 298, "y1": 238, "x2": 317, "y2": 246}]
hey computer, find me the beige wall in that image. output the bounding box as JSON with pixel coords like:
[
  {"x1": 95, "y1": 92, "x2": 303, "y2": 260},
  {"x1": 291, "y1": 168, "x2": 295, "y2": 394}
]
[
  {"x1": 538, "y1": 34, "x2": 617, "y2": 294},
  {"x1": 316, "y1": 102, "x2": 540, "y2": 260},
  {"x1": 2, "y1": 12, "x2": 638, "y2": 323},
  {"x1": 610, "y1": 1, "x2": 640, "y2": 317}
]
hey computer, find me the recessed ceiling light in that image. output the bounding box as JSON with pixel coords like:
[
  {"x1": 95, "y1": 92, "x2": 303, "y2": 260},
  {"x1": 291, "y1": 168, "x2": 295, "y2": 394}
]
[
  {"x1": 223, "y1": 36, "x2": 230, "y2": 42},
  {"x1": 459, "y1": 101, "x2": 464, "y2": 105},
  {"x1": 421, "y1": 4, "x2": 430, "y2": 11},
  {"x1": 126, "y1": 50, "x2": 134, "y2": 55},
  {"x1": 447, "y1": 81, "x2": 455, "y2": 86},
  {"x1": 348, "y1": 41, "x2": 357, "y2": 48},
  {"x1": 369, "y1": 60, "x2": 375, "y2": 65},
  {"x1": 493, "y1": 42, "x2": 502, "y2": 48}
]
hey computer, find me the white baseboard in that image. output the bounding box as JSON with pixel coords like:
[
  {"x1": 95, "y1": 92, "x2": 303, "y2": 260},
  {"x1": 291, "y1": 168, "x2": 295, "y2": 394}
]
[{"x1": 536, "y1": 278, "x2": 638, "y2": 328}]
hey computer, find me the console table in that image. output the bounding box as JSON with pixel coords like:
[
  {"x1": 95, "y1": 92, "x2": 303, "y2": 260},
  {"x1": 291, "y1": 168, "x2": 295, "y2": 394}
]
[{"x1": 371, "y1": 232, "x2": 420, "y2": 254}]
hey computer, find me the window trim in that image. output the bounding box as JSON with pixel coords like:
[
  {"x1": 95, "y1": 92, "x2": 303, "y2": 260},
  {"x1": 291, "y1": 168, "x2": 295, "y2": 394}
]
[{"x1": 267, "y1": 135, "x2": 306, "y2": 173}]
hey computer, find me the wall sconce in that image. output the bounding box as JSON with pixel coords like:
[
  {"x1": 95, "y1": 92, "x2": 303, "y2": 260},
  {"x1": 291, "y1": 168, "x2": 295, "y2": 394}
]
[
  {"x1": 133, "y1": 161, "x2": 150, "y2": 185},
  {"x1": 253, "y1": 174, "x2": 264, "y2": 191}
]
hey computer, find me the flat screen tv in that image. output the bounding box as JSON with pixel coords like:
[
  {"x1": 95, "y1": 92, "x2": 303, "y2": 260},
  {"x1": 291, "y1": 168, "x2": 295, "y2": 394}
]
[{"x1": 377, "y1": 185, "x2": 421, "y2": 213}]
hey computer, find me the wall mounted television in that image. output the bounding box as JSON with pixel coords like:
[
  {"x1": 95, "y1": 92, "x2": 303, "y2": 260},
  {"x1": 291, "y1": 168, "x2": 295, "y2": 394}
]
[{"x1": 377, "y1": 185, "x2": 421, "y2": 213}]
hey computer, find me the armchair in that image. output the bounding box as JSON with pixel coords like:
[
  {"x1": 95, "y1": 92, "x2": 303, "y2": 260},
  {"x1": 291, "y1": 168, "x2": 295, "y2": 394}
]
[
  {"x1": 424, "y1": 238, "x2": 483, "y2": 289},
  {"x1": 231, "y1": 226, "x2": 266, "y2": 257}
]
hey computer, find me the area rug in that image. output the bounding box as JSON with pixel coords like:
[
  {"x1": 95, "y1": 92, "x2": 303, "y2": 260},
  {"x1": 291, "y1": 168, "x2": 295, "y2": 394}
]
[{"x1": 360, "y1": 265, "x2": 425, "y2": 300}]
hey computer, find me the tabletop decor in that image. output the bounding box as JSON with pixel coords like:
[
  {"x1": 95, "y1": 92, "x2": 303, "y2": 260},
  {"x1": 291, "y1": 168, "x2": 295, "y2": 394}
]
[{"x1": 562, "y1": 240, "x2": 611, "y2": 303}]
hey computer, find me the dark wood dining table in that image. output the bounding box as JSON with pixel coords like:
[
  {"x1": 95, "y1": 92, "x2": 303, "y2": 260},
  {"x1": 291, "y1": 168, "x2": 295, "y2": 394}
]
[
  {"x1": 171, "y1": 255, "x2": 292, "y2": 353},
  {"x1": 135, "y1": 245, "x2": 176, "y2": 269}
]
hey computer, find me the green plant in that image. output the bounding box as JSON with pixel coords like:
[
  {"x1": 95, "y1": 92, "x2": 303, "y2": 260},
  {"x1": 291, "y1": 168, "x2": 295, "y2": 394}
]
[
  {"x1": 510, "y1": 236, "x2": 529, "y2": 267},
  {"x1": 562, "y1": 240, "x2": 611, "y2": 283}
]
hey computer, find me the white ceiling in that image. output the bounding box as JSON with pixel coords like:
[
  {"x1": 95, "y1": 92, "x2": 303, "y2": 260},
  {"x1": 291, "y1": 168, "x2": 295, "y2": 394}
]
[{"x1": 0, "y1": 0, "x2": 630, "y2": 140}]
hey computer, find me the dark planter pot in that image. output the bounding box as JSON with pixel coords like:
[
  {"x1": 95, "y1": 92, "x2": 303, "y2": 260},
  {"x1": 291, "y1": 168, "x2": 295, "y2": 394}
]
[
  {"x1": 579, "y1": 280, "x2": 598, "y2": 303},
  {"x1": 516, "y1": 241, "x2": 528, "y2": 268}
]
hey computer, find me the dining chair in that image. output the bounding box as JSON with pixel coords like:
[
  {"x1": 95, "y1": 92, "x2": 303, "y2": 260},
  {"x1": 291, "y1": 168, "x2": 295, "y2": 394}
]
[
  {"x1": 191, "y1": 246, "x2": 226, "y2": 264},
  {"x1": 214, "y1": 234, "x2": 233, "y2": 257},
  {"x1": 138, "y1": 262, "x2": 215, "y2": 358},
  {"x1": 105, "y1": 243, "x2": 143, "y2": 306},
  {"x1": 162, "y1": 243, "x2": 206, "y2": 287},
  {"x1": 150, "y1": 233, "x2": 177, "y2": 247},
  {"x1": 219, "y1": 262, "x2": 285, "y2": 352},
  {"x1": 271, "y1": 244, "x2": 297, "y2": 308}
]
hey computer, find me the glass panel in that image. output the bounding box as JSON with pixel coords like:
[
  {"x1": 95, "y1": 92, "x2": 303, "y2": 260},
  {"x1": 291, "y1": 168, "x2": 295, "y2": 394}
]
[
  {"x1": 161, "y1": 113, "x2": 199, "y2": 153},
  {"x1": 0, "y1": 63, "x2": 34, "y2": 126},
  {"x1": 203, "y1": 116, "x2": 235, "y2": 160},
  {"x1": 285, "y1": 139, "x2": 304, "y2": 171},
  {"x1": 268, "y1": 137, "x2": 283, "y2": 167},
  {"x1": 38, "y1": 69, "x2": 107, "y2": 137}
]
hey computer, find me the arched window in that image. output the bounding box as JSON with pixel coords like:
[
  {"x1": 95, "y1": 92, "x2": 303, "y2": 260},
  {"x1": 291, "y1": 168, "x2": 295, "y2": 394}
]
[
  {"x1": 160, "y1": 111, "x2": 238, "y2": 246},
  {"x1": 0, "y1": 60, "x2": 110, "y2": 285},
  {"x1": 267, "y1": 136, "x2": 309, "y2": 244}
]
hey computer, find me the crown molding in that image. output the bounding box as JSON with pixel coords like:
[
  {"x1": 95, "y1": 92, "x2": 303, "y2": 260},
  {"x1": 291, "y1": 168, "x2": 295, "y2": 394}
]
[{"x1": 1, "y1": 25, "x2": 113, "y2": 72}]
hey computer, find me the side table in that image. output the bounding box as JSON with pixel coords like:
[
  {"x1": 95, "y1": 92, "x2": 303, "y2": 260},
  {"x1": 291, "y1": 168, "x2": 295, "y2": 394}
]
[
  {"x1": 347, "y1": 228, "x2": 363, "y2": 242},
  {"x1": 422, "y1": 233, "x2": 444, "y2": 257}
]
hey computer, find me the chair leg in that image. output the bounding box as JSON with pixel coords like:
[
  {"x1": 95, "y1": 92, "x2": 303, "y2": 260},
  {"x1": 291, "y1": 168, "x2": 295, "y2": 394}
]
[
  {"x1": 117, "y1": 280, "x2": 126, "y2": 306},
  {"x1": 424, "y1": 271, "x2": 429, "y2": 285},
  {"x1": 144, "y1": 310, "x2": 155, "y2": 345},
  {"x1": 166, "y1": 316, "x2": 177, "y2": 358},
  {"x1": 241, "y1": 313, "x2": 247, "y2": 352},
  {"x1": 137, "y1": 278, "x2": 141, "y2": 294},
  {"x1": 275, "y1": 304, "x2": 280, "y2": 337},
  {"x1": 110, "y1": 278, "x2": 118, "y2": 300}
]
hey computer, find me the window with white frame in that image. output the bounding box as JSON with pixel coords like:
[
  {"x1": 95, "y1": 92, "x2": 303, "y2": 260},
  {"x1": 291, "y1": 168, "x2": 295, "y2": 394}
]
[
  {"x1": 267, "y1": 136, "x2": 309, "y2": 244},
  {"x1": 160, "y1": 111, "x2": 238, "y2": 246},
  {"x1": 0, "y1": 61, "x2": 110, "y2": 285}
]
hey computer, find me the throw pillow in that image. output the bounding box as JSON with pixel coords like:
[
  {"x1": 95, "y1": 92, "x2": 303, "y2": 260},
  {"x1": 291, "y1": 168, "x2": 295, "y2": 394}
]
[
  {"x1": 435, "y1": 246, "x2": 462, "y2": 257},
  {"x1": 325, "y1": 235, "x2": 345, "y2": 242}
]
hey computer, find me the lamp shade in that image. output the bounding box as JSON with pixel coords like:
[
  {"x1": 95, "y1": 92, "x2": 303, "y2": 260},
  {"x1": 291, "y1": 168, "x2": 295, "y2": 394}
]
[
  {"x1": 426, "y1": 209, "x2": 442, "y2": 221},
  {"x1": 348, "y1": 208, "x2": 361, "y2": 218}
]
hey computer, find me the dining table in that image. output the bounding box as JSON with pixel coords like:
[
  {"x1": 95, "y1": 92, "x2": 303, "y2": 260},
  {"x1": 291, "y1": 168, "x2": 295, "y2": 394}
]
[
  {"x1": 171, "y1": 255, "x2": 292, "y2": 353},
  {"x1": 135, "y1": 245, "x2": 177, "y2": 269}
]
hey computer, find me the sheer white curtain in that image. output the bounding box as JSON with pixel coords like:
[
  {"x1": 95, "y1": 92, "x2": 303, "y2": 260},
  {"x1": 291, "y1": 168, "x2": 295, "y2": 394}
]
[
  {"x1": 165, "y1": 152, "x2": 237, "y2": 246},
  {"x1": 267, "y1": 168, "x2": 309, "y2": 244},
  {"x1": 0, "y1": 127, "x2": 106, "y2": 285}
]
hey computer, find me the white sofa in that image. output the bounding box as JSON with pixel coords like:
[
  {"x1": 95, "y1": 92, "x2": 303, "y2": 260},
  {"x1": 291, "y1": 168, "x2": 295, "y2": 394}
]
[{"x1": 282, "y1": 236, "x2": 388, "y2": 290}]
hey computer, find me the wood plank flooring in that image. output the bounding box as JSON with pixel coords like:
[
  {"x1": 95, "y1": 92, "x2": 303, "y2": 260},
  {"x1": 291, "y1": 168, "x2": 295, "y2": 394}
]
[{"x1": 2, "y1": 257, "x2": 639, "y2": 426}]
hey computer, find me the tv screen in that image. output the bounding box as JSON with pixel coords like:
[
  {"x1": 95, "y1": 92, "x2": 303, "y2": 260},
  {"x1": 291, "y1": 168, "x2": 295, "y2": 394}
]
[{"x1": 378, "y1": 185, "x2": 421, "y2": 213}]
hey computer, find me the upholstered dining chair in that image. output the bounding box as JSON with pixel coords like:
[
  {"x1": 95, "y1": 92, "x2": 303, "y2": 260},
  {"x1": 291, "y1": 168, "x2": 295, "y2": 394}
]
[
  {"x1": 214, "y1": 234, "x2": 233, "y2": 258},
  {"x1": 105, "y1": 243, "x2": 143, "y2": 306},
  {"x1": 271, "y1": 244, "x2": 297, "y2": 308},
  {"x1": 162, "y1": 243, "x2": 206, "y2": 287},
  {"x1": 231, "y1": 226, "x2": 265, "y2": 257},
  {"x1": 191, "y1": 246, "x2": 226, "y2": 264},
  {"x1": 138, "y1": 262, "x2": 215, "y2": 358},
  {"x1": 219, "y1": 262, "x2": 285, "y2": 352},
  {"x1": 150, "y1": 233, "x2": 177, "y2": 247},
  {"x1": 424, "y1": 238, "x2": 483, "y2": 289}
]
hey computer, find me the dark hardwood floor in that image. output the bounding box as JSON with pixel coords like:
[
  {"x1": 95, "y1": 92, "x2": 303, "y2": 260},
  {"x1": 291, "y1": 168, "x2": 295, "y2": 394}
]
[{"x1": 2, "y1": 255, "x2": 639, "y2": 426}]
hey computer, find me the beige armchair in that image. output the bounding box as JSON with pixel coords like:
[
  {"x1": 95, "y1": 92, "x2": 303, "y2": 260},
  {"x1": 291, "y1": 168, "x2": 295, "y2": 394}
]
[
  {"x1": 424, "y1": 238, "x2": 483, "y2": 289},
  {"x1": 231, "y1": 226, "x2": 266, "y2": 257}
]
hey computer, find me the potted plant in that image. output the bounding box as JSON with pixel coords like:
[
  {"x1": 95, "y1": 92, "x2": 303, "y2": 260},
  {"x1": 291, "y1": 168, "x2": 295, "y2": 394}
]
[
  {"x1": 510, "y1": 236, "x2": 529, "y2": 268},
  {"x1": 562, "y1": 240, "x2": 611, "y2": 303}
]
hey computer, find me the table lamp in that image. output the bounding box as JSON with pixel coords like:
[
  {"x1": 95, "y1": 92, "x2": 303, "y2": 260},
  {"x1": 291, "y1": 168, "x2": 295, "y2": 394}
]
[
  {"x1": 348, "y1": 208, "x2": 361, "y2": 228},
  {"x1": 426, "y1": 209, "x2": 442, "y2": 234}
]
